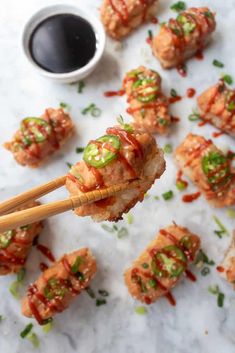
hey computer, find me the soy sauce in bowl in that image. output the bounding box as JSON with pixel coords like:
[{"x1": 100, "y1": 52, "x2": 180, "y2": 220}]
[{"x1": 29, "y1": 14, "x2": 97, "y2": 74}]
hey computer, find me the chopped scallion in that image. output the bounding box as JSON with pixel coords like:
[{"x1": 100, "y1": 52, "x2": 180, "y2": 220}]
[
  {"x1": 162, "y1": 190, "x2": 174, "y2": 201},
  {"x1": 27, "y1": 332, "x2": 40, "y2": 348},
  {"x1": 213, "y1": 216, "x2": 229, "y2": 238},
  {"x1": 59, "y1": 102, "x2": 70, "y2": 110},
  {"x1": 96, "y1": 298, "x2": 106, "y2": 306},
  {"x1": 217, "y1": 292, "x2": 225, "y2": 307},
  {"x1": 17, "y1": 268, "x2": 26, "y2": 282},
  {"x1": 66, "y1": 162, "x2": 72, "y2": 169},
  {"x1": 222, "y1": 74, "x2": 233, "y2": 85},
  {"x1": 188, "y1": 112, "x2": 200, "y2": 121},
  {"x1": 135, "y1": 306, "x2": 147, "y2": 315},
  {"x1": 85, "y1": 286, "x2": 96, "y2": 299},
  {"x1": 76, "y1": 147, "x2": 85, "y2": 153},
  {"x1": 77, "y1": 81, "x2": 85, "y2": 93},
  {"x1": 201, "y1": 267, "x2": 210, "y2": 276},
  {"x1": 163, "y1": 144, "x2": 173, "y2": 154},
  {"x1": 20, "y1": 323, "x2": 33, "y2": 338},
  {"x1": 101, "y1": 224, "x2": 115, "y2": 233},
  {"x1": 213, "y1": 60, "x2": 224, "y2": 68},
  {"x1": 226, "y1": 208, "x2": 235, "y2": 219},
  {"x1": 98, "y1": 289, "x2": 109, "y2": 297},
  {"x1": 176, "y1": 180, "x2": 186, "y2": 191},
  {"x1": 170, "y1": 1, "x2": 186, "y2": 12},
  {"x1": 117, "y1": 227, "x2": 128, "y2": 239}
]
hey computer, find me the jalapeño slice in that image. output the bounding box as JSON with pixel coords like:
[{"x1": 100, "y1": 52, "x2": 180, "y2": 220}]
[
  {"x1": 151, "y1": 245, "x2": 186, "y2": 278},
  {"x1": 201, "y1": 151, "x2": 231, "y2": 188},
  {"x1": 0, "y1": 230, "x2": 14, "y2": 249},
  {"x1": 83, "y1": 135, "x2": 121, "y2": 168},
  {"x1": 21, "y1": 117, "x2": 52, "y2": 144}
]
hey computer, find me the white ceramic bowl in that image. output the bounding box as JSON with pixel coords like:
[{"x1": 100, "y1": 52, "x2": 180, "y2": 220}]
[{"x1": 22, "y1": 4, "x2": 106, "y2": 83}]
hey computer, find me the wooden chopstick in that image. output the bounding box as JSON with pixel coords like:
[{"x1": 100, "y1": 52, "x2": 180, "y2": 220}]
[
  {"x1": 0, "y1": 180, "x2": 141, "y2": 232},
  {"x1": 0, "y1": 175, "x2": 66, "y2": 216}
]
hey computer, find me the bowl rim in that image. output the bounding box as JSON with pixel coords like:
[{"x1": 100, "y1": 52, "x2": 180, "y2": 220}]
[{"x1": 21, "y1": 4, "x2": 106, "y2": 79}]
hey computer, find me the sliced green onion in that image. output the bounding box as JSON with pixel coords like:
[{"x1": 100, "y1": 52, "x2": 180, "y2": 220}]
[
  {"x1": 98, "y1": 289, "x2": 109, "y2": 297},
  {"x1": 101, "y1": 224, "x2": 115, "y2": 233},
  {"x1": 77, "y1": 81, "x2": 85, "y2": 93},
  {"x1": 91, "y1": 107, "x2": 101, "y2": 117},
  {"x1": 116, "y1": 115, "x2": 133, "y2": 133},
  {"x1": 96, "y1": 298, "x2": 107, "y2": 306},
  {"x1": 170, "y1": 88, "x2": 178, "y2": 97},
  {"x1": 154, "y1": 196, "x2": 160, "y2": 200},
  {"x1": 213, "y1": 60, "x2": 224, "y2": 68},
  {"x1": 227, "y1": 101, "x2": 235, "y2": 112},
  {"x1": 217, "y1": 292, "x2": 225, "y2": 307},
  {"x1": 213, "y1": 216, "x2": 229, "y2": 238},
  {"x1": 85, "y1": 287, "x2": 96, "y2": 299},
  {"x1": 141, "y1": 263, "x2": 149, "y2": 269},
  {"x1": 17, "y1": 268, "x2": 26, "y2": 282},
  {"x1": 76, "y1": 147, "x2": 85, "y2": 153},
  {"x1": 148, "y1": 279, "x2": 157, "y2": 288},
  {"x1": 188, "y1": 112, "x2": 200, "y2": 121},
  {"x1": 81, "y1": 103, "x2": 95, "y2": 115},
  {"x1": 163, "y1": 144, "x2": 173, "y2": 154},
  {"x1": 208, "y1": 285, "x2": 219, "y2": 295},
  {"x1": 59, "y1": 102, "x2": 70, "y2": 110},
  {"x1": 195, "y1": 249, "x2": 215, "y2": 267},
  {"x1": 226, "y1": 208, "x2": 235, "y2": 219},
  {"x1": 9, "y1": 281, "x2": 20, "y2": 298},
  {"x1": 126, "y1": 213, "x2": 134, "y2": 225},
  {"x1": 135, "y1": 306, "x2": 147, "y2": 315},
  {"x1": 222, "y1": 74, "x2": 233, "y2": 85},
  {"x1": 27, "y1": 332, "x2": 40, "y2": 348},
  {"x1": 71, "y1": 256, "x2": 83, "y2": 274},
  {"x1": 20, "y1": 323, "x2": 33, "y2": 338},
  {"x1": 148, "y1": 29, "x2": 153, "y2": 39},
  {"x1": 42, "y1": 320, "x2": 53, "y2": 333},
  {"x1": 176, "y1": 180, "x2": 186, "y2": 191},
  {"x1": 201, "y1": 267, "x2": 210, "y2": 276},
  {"x1": 66, "y1": 162, "x2": 72, "y2": 169},
  {"x1": 170, "y1": 1, "x2": 186, "y2": 12},
  {"x1": 162, "y1": 190, "x2": 174, "y2": 201},
  {"x1": 117, "y1": 227, "x2": 128, "y2": 239}
]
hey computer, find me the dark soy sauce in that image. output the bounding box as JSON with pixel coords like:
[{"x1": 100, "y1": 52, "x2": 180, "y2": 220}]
[{"x1": 29, "y1": 14, "x2": 97, "y2": 73}]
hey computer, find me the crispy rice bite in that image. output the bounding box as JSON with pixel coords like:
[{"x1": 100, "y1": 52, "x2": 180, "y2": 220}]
[
  {"x1": 4, "y1": 108, "x2": 74, "y2": 168},
  {"x1": 0, "y1": 202, "x2": 43, "y2": 275},
  {"x1": 197, "y1": 80, "x2": 235, "y2": 138},
  {"x1": 66, "y1": 123, "x2": 165, "y2": 222},
  {"x1": 174, "y1": 134, "x2": 235, "y2": 207},
  {"x1": 124, "y1": 224, "x2": 200, "y2": 304},
  {"x1": 123, "y1": 66, "x2": 171, "y2": 134},
  {"x1": 22, "y1": 248, "x2": 96, "y2": 324},
  {"x1": 152, "y1": 7, "x2": 216, "y2": 69},
  {"x1": 100, "y1": 0, "x2": 158, "y2": 40},
  {"x1": 217, "y1": 231, "x2": 235, "y2": 290}
]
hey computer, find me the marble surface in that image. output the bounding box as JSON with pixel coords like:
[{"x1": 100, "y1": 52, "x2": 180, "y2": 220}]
[{"x1": 0, "y1": 0, "x2": 235, "y2": 352}]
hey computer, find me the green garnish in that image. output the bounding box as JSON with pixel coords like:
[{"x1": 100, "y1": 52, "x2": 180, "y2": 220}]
[
  {"x1": 42, "y1": 320, "x2": 53, "y2": 333},
  {"x1": 208, "y1": 285, "x2": 225, "y2": 307},
  {"x1": 77, "y1": 81, "x2": 85, "y2": 93},
  {"x1": 204, "y1": 11, "x2": 213, "y2": 19},
  {"x1": 85, "y1": 287, "x2": 96, "y2": 299},
  {"x1": 20, "y1": 323, "x2": 33, "y2": 338},
  {"x1": 76, "y1": 147, "x2": 85, "y2": 153},
  {"x1": 152, "y1": 245, "x2": 186, "y2": 278},
  {"x1": 201, "y1": 267, "x2": 210, "y2": 276},
  {"x1": 162, "y1": 190, "x2": 174, "y2": 201},
  {"x1": 177, "y1": 14, "x2": 196, "y2": 35},
  {"x1": 141, "y1": 263, "x2": 149, "y2": 269},
  {"x1": 213, "y1": 60, "x2": 224, "y2": 68},
  {"x1": 117, "y1": 115, "x2": 133, "y2": 133},
  {"x1": 96, "y1": 298, "x2": 107, "y2": 306},
  {"x1": 98, "y1": 289, "x2": 109, "y2": 297},
  {"x1": 17, "y1": 268, "x2": 26, "y2": 282},
  {"x1": 0, "y1": 315, "x2": 4, "y2": 322},
  {"x1": 148, "y1": 29, "x2": 153, "y2": 39},
  {"x1": 159, "y1": 118, "x2": 169, "y2": 126},
  {"x1": 222, "y1": 74, "x2": 233, "y2": 85},
  {"x1": 226, "y1": 208, "x2": 235, "y2": 219},
  {"x1": 148, "y1": 279, "x2": 157, "y2": 289},
  {"x1": 59, "y1": 102, "x2": 70, "y2": 110},
  {"x1": 213, "y1": 216, "x2": 229, "y2": 238},
  {"x1": 101, "y1": 224, "x2": 115, "y2": 233},
  {"x1": 9, "y1": 268, "x2": 26, "y2": 299},
  {"x1": 82, "y1": 104, "x2": 101, "y2": 117},
  {"x1": 135, "y1": 306, "x2": 147, "y2": 315},
  {"x1": 227, "y1": 101, "x2": 235, "y2": 112},
  {"x1": 126, "y1": 213, "x2": 134, "y2": 225},
  {"x1": 27, "y1": 332, "x2": 40, "y2": 348},
  {"x1": 84, "y1": 134, "x2": 120, "y2": 168},
  {"x1": 44, "y1": 278, "x2": 68, "y2": 300},
  {"x1": 163, "y1": 144, "x2": 173, "y2": 154},
  {"x1": 0, "y1": 230, "x2": 14, "y2": 249},
  {"x1": 195, "y1": 249, "x2": 215, "y2": 267},
  {"x1": 170, "y1": 88, "x2": 178, "y2": 97},
  {"x1": 188, "y1": 111, "x2": 200, "y2": 121},
  {"x1": 154, "y1": 196, "x2": 160, "y2": 200},
  {"x1": 202, "y1": 151, "x2": 231, "y2": 189},
  {"x1": 117, "y1": 227, "x2": 128, "y2": 239},
  {"x1": 176, "y1": 180, "x2": 186, "y2": 191},
  {"x1": 170, "y1": 1, "x2": 186, "y2": 12},
  {"x1": 71, "y1": 256, "x2": 83, "y2": 274},
  {"x1": 66, "y1": 162, "x2": 72, "y2": 169}
]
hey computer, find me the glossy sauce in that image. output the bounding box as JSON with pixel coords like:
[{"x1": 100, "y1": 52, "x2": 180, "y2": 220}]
[
  {"x1": 36, "y1": 244, "x2": 55, "y2": 262},
  {"x1": 187, "y1": 88, "x2": 196, "y2": 98},
  {"x1": 216, "y1": 266, "x2": 224, "y2": 273},
  {"x1": 29, "y1": 14, "x2": 96, "y2": 73},
  {"x1": 104, "y1": 90, "x2": 125, "y2": 97},
  {"x1": 109, "y1": 0, "x2": 149, "y2": 25},
  {"x1": 169, "y1": 95, "x2": 182, "y2": 104},
  {"x1": 212, "y1": 131, "x2": 224, "y2": 138},
  {"x1": 182, "y1": 192, "x2": 201, "y2": 203}
]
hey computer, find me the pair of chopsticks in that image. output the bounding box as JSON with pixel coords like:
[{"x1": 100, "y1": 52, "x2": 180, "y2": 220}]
[{"x1": 0, "y1": 175, "x2": 145, "y2": 232}]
